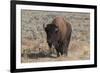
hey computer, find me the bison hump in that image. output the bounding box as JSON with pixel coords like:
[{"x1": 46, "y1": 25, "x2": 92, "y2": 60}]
[{"x1": 52, "y1": 16, "x2": 69, "y2": 40}]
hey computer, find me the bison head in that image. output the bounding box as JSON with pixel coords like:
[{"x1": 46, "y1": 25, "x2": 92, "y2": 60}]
[{"x1": 43, "y1": 24, "x2": 60, "y2": 49}]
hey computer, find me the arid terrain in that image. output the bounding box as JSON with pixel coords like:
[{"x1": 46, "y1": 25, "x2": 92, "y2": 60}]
[{"x1": 21, "y1": 10, "x2": 90, "y2": 63}]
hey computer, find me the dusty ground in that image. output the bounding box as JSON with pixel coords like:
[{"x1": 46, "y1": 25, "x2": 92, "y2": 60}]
[{"x1": 21, "y1": 10, "x2": 90, "y2": 63}]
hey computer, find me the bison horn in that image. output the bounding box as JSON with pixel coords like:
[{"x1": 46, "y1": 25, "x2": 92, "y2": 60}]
[{"x1": 43, "y1": 24, "x2": 46, "y2": 29}]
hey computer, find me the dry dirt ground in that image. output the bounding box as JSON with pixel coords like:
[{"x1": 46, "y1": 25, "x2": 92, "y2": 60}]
[{"x1": 21, "y1": 10, "x2": 90, "y2": 63}]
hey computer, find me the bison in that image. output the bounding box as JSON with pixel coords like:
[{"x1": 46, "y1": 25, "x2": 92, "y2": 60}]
[{"x1": 44, "y1": 16, "x2": 72, "y2": 57}]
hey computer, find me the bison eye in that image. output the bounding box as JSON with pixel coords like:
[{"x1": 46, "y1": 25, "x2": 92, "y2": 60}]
[{"x1": 55, "y1": 28, "x2": 58, "y2": 32}]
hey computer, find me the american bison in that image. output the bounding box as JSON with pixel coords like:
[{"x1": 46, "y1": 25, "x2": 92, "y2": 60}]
[{"x1": 44, "y1": 16, "x2": 72, "y2": 57}]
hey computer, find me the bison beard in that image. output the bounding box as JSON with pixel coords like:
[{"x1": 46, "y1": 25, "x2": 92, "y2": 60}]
[{"x1": 44, "y1": 16, "x2": 72, "y2": 57}]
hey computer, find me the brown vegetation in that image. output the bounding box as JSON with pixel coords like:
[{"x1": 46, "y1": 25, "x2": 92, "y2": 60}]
[{"x1": 21, "y1": 10, "x2": 90, "y2": 63}]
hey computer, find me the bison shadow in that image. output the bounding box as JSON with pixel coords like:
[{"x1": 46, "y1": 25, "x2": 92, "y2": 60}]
[{"x1": 22, "y1": 51, "x2": 57, "y2": 59}]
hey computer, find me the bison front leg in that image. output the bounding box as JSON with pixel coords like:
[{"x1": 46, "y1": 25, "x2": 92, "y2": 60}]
[
  {"x1": 48, "y1": 43, "x2": 53, "y2": 55},
  {"x1": 56, "y1": 48, "x2": 60, "y2": 57},
  {"x1": 55, "y1": 44, "x2": 61, "y2": 57}
]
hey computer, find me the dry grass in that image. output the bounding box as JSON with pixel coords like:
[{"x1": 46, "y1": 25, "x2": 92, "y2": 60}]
[
  {"x1": 21, "y1": 10, "x2": 90, "y2": 63},
  {"x1": 21, "y1": 40, "x2": 90, "y2": 63}
]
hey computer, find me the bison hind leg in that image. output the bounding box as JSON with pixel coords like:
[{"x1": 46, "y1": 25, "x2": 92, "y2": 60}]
[
  {"x1": 63, "y1": 32, "x2": 72, "y2": 56},
  {"x1": 58, "y1": 42, "x2": 65, "y2": 56},
  {"x1": 63, "y1": 44, "x2": 69, "y2": 56}
]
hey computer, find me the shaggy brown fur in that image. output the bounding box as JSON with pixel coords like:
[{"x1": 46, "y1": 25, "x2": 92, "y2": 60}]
[{"x1": 44, "y1": 16, "x2": 72, "y2": 57}]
